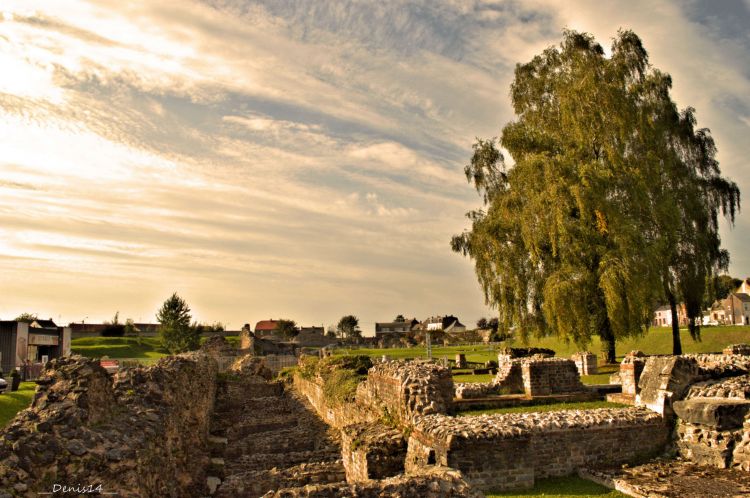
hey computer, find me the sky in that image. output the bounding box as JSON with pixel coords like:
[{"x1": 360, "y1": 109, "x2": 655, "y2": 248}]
[{"x1": 1, "y1": 0, "x2": 749, "y2": 334}]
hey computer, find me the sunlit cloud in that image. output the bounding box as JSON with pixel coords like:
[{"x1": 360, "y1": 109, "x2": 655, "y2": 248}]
[{"x1": 0, "y1": 0, "x2": 748, "y2": 330}]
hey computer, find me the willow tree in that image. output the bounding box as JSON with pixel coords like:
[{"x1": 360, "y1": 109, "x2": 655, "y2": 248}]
[{"x1": 452, "y1": 30, "x2": 739, "y2": 361}]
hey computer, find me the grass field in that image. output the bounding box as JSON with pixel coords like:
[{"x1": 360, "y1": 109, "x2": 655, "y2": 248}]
[
  {"x1": 487, "y1": 476, "x2": 625, "y2": 497},
  {"x1": 70, "y1": 335, "x2": 241, "y2": 361},
  {"x1": 336, "y1": 325, "x2": 750, "y2": 363},
  {"x1": 0, "y1": 382, "x2": 36, "y2": 428},
  {"x1": 71, "y1": 336, "x2": 168, "y2": 360},
  {"x1": 459, "y1": 400, "x2": 627, "y2": 416}
]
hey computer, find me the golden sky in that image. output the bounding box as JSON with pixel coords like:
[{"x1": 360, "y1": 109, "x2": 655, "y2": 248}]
[{"x1": 1, "y1": 0, "x2": 748, "y2": 333}]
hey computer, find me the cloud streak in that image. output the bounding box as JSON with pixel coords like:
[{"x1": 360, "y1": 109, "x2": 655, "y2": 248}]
[{"x1": 0, "y1": 0, "x2": 748, "y2": 331}]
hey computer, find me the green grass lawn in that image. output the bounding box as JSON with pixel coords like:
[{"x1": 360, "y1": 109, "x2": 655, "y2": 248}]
[
  {"x1": 337, "y1": 326, "x2": 750, "y2": 364},
  {"x1": 459, "y1": 400, "x2": 627, "y2": 416},
  {"x1": 487, "y1": 476, "x2": 625, "y2": 497},
  {"x1": 0, "y1": 382, "x2": 36, "y2": 428},
  {"x1": 70, "y1": 335, "x2": 240, "y2": 361},
  {"x1": 71, "y1": 336, "x2": 167, "y2": 359}
]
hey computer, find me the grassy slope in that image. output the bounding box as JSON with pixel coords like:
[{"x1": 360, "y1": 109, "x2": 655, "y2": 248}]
[
  {"x1": 0, "y1": 382, "x2": 36, "y2": 428},
  {"x1": 71, "y1": 336, "x2": 167, "y2": 359},
  {"x1": 70, "y1": 335, "x2": 240, "y2": 360},
  {"x1": 487, "y1": 476, "x2": 625, "y2": 497}
]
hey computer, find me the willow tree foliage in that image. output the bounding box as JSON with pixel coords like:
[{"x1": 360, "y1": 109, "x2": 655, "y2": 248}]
[{"x1": 452, "y1": 30, "x2": 739, "y2": 361}]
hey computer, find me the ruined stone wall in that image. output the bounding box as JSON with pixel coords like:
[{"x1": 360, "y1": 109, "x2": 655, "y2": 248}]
[
  {"x1": 674, "y1": 374, "x2": 750, "y2": 471},
  {"x1": 262, "y1": 466, "x2": 481, "y2": 498},
  {"x1": 340, "y1": 423, "x2": 406, "y2": 482},
  {"x1": 0, "y1": 354, "x2": 217, "y2": 497},
  {"x1": 406, "y1": 408, "x2": 668, "y2": 492},
  {"x1": 356, "y1": 361, "x2": 454, "y2": 424},
  {"x1": 571, "y1": 352, "x2": 598, "y2": 375},
  {"x1": 293, "y1": 376, "x2": 378, "y2": 428},
  {"x1": 294, "y1": 361, "x2": 454, "y2": 428},
  {"x1": 521, "y1": 357, "x2": 585, "y2": 396}
]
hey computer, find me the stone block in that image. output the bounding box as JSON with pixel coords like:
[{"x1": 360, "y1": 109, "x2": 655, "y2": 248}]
[
  {"x1": 674, "y1": 398, "x2": 750, "y2": 431},
  {"x1": 637, "y1": 356, "x2": 701, "y2": 417},
  {"x1": 342, "y1": 423, "x2": 406, "y2": 482}
]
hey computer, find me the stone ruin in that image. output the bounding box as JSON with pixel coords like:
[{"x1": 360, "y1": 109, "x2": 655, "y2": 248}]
[
  {"x1": 0, "y1": 353, "x2": 217, "y2": 497},
  {"x1": 6, "y1": 338, "x2": 750, "y2": 496},
  {"x1": 455, "y1": 352, "x2": 587, "y2": 400},
  {"x1": 571, "y1": 351, "x2": 598, "y2": 375}
]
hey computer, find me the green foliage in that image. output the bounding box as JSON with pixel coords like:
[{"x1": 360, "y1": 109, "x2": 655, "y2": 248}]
[
  {"x1": 14, "y1": 313, "x2": 37, "y2": 323},
  {"x1": 322, "y1": 369, "x2": 362, "y2": 406},
  {"x1": 276, "y1": 319, "x2": 298, "y2": 338},
  {"x1": 102, "y1": 312, "x2": 125, "y2": 337},
  {"x1": 337, "y1": 315, "x2": 361, "y2": 339},
  {"x1": 296, "y1": 355, "x2": 371, "y2": 406},
  {"x1": 156, "y1": 293, "x2": 199, "y2": 354},
  {"x1": 452, "y1": 29, "x2": 740, "y2": 361}
]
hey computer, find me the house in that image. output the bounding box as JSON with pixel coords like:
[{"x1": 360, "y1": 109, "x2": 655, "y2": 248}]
[
  {"x1": 703, "y1": 302, "x2": 726, "y2": 326},
  {"x1": 374, "y1": 319, "x2": 418, "y2": 339},
  {"x1": 254, "y1": 319, "x2": 280, "y2": 338},
  {"x1": 0, "y1": 320, "x2": 72, "y2": 374},
  {"x1": 723, "y1": 293, "x2": 750, "y2": 325},
  {"x1": 737, "y1": 278, "x2": 750, "y2": 295},
  {"x1": 423, "y1": 315, "x2": 466, "y2": 332},
  {"x1": 652, "y1": 304, "x2": 688, "y2": 327}
]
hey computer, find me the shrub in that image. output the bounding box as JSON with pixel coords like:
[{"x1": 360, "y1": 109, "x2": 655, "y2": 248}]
[{"x1": 322, "y1": 369, "x2": 362, "y2": 406}]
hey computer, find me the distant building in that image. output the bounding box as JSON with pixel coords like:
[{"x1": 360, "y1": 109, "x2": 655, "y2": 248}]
[
  {"x1": 0, "y1": 320, "x2": 71, "y2": 373},
  {"x1": 423, "y1": 315, "x2": 466, "y2": 332},
  {"x1": 293, "y1": 326, "x2": 337, "y2": 347},
  {"x1": 374, "y1": 319, "x2": 418, "y2": 339},
  {"x1": 652, "y1": 304, "x2": 688, "y2": 327},
  {"x1": 254, "y1": 319, "x2": 280, "y2": 338},
  {"x1": 723, "y1": 293, "x2": 750, "y2": 325}
]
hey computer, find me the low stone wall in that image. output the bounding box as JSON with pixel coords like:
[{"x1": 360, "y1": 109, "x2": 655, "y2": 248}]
[
  {"x1": 262, "y1": 466, "x2": 481, "y2": 497},
  {"x1": 406, "y1": 408, "x2": 668, "y2": 492},
  {"x1": 357, "y1": 361, "x2": 454, "y2": 424},
  {"x1": 571, "y1": 352, "x2": 598, "y2": 375},
  {"x1": 674, "y1": 373, "x2": 750, "y2": 471},
  {"x1": 341, "y1": 423, "x2": 406, "y2": 482},
  {"x1": 293, "y1": 376, "x2": 378, "y2": 428},
  {"x1": 458, "y1": 355, "x2": 586, "y2": 400},
  {"x1": 0, "y1": 353, "x2": 218, "y2": 497},
  {"x1": 522, "y1": 357, "x2": 585, "y2": 396}
]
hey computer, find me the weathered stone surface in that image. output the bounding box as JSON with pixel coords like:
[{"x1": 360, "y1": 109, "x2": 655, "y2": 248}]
[
  {"x1": 571, "y1": 351, "x2": 598, "y2": 375},
  {"x1": 261, "y1": 466, "x2": 482, "y2": 497},
  {"x1": 407, "y1": 407, "x2": 668, "y2": 491},
  {"x1": 0, "y1": 353, "x2": 218, "y2": 497},
  {"x1": 357, "y1": 361, "x2": 454, "y2": 423},
  {"x1": 676, "y1": 421, "x2": 741, "y2": 468},
  {"x1": 341, "y1": 423, "x2": 406, "y2": 482},
  {"x1": 620, "y1": 352, "x2": 646, "y2": 396},
  {"x1": 674, "y1": 398, "x2": 750, "y2": 430},
  {"x1": 583, "y1": 459, "x2": 750, "y2": 497},
  {"x1": 637, "y1": 356, "x2": 702, "y2": 417},
  {"x1": 723, "y1": 344, "x2": 750, "y2": 356}
]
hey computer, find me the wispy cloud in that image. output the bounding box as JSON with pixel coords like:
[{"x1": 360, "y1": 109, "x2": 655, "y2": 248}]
[{"x1": 0, "y1": 0, "x2": 748, "y2": 330}]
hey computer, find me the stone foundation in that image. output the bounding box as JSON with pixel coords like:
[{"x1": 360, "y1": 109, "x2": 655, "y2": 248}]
[
  {"x1": 0, "y1": 354, "x2": 218, "y2": 497},
  {"x1": 522, "y1": 357, "x2": 585, "y2": 396},
  {"x1": 261, "y1": 466, "x2": 481, "y2": 497},
  {"x1": 406, "y1": 408, "x2": 668, "y2": 491},
  {"x1": 571, "y1": 352, "x2": 598, "y2": 375},
  {"x1": 341, "y1": 423, "x2": 406, "y2": 482}
]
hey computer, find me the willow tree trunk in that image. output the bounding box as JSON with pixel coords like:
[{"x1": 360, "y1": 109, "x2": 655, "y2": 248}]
[
  {"x1": 599, "y1": 319, "x2": 617, "y2": 364},
  {"x1": 668, "y1": 294, "x2": 682, "y2": 355}
]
